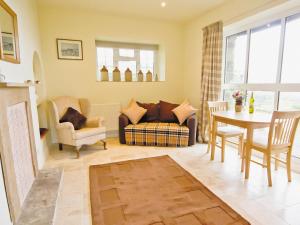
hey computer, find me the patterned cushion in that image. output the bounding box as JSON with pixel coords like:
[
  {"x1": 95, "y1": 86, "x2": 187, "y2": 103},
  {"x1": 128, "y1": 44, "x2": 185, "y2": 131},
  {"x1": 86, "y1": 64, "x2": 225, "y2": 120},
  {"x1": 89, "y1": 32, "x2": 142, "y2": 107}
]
[{"x1": 125, "y1": 122, "x2": 189, "y2": 147}]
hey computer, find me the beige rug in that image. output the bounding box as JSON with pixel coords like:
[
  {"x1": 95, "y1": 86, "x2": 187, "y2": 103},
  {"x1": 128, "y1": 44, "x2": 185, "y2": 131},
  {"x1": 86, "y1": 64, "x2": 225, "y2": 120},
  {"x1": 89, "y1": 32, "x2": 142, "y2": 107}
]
[{"x1": 89, "y1": 155, "x2": 250, "y2": 225}]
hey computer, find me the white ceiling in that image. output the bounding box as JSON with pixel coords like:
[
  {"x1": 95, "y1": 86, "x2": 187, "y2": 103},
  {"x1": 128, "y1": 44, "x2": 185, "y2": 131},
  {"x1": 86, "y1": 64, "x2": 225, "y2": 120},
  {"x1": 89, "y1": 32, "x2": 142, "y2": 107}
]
[{"x1": 37, "y1": 0, "x2": 228, "y2": 22}]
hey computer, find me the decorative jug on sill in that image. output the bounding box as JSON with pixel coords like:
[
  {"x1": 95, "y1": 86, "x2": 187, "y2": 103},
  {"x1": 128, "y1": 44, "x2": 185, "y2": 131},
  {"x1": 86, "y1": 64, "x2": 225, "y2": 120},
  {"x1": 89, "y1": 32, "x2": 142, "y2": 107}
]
[
  {"x1": 101, "y1": 65, "x2": 109, "y2": 81},
  {"x1": 146, "y1": 70, "x2": 152, "y2": 82},
  {"x1": 125, "y1": 68, "x2": 132, "y2": 82},
  {"x1": 137, "y1": 70, "x2": 143, "y2": 82},
  {"x1": 113, "y1": 67, "x2": 121, "y2": 82}
]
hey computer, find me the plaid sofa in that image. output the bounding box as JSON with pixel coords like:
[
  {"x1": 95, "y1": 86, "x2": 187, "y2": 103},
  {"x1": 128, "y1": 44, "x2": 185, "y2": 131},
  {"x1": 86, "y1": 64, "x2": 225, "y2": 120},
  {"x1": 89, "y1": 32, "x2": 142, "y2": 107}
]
[
  {"x1": 119, "y1": 114, "x2": 197, "y2": 147},
  {"x1": 125, "y1": 122, "x2": 189, "y2": 147}
]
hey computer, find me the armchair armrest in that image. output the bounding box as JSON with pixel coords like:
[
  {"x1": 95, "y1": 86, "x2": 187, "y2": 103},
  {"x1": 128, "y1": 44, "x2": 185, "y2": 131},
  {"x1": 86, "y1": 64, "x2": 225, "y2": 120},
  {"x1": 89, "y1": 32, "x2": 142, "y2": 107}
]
[
  {"x1": 187, "y1": 114, "x2": 197, "y2": 146},
  {"x1": 86, "y1": 116, "x2": 104, "y2": 128},
  {"x1": 119, "y1": 114, "x2": 130, "y2": 144},
  {"x1": 56, "y1": 122, "x2": 76, "y2": 143},
  {"x1": 56, "y1": 122, "x2": 75, "y2": 131}
]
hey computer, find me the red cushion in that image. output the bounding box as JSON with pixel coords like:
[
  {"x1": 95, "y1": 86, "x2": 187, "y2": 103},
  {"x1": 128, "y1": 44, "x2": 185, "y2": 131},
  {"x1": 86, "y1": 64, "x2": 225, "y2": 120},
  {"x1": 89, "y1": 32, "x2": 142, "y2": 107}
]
[
  {"x1": 137, "y1": 102, "x2": 160, "y2": 122},
  {"x1": 159, "y1": 100, "x2": 179, "y2": 123}
]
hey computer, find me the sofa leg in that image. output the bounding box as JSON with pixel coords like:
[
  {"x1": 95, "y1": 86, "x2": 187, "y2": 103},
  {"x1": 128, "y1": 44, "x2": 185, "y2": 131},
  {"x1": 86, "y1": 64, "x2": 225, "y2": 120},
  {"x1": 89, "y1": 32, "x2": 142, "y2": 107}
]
[
  {"x1": 101, "y1": 140, "x2": 107, "y2": 150},
  {"x1": 59, "y1": 143, "x2": 63, "y2": 151}
]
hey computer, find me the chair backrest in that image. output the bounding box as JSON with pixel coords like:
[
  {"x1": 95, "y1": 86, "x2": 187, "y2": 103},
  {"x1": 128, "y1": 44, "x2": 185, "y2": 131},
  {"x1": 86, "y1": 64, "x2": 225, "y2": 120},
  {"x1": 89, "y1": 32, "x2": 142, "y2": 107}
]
[
  {"x1": 267, "y1": 111, "x2": 300, "y2": 150},
  {"x1": 52, "y1": 96, "x2": 82, "y2": 120},
  {"x1": 207, "y1": 101, "x2": 228, "y2": 132}
]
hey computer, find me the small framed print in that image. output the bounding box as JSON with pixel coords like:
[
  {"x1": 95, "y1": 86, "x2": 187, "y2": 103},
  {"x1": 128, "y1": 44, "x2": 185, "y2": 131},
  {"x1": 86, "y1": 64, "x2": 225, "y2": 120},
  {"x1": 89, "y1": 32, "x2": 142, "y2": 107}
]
[
  {"x1": 56, "y1": 39, "x2": 83, "y2": 60},
  {"x1": 1, "y1": 32, "x2": 15, "y2": 56}
]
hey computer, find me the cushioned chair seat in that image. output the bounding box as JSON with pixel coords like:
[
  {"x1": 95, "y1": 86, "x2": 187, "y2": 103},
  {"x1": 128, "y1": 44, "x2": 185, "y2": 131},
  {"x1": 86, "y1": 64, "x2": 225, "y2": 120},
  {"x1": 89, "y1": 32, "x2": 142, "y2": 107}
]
[
  {"x1": 74, "y1": 127, "x2": 106, "y2": 139},
  {"x1": 125, "y1": 122, "x2": 189, "y2": 147},
  {"x1": 217, "y1": 126, "x2": 244, "y2": 136}
]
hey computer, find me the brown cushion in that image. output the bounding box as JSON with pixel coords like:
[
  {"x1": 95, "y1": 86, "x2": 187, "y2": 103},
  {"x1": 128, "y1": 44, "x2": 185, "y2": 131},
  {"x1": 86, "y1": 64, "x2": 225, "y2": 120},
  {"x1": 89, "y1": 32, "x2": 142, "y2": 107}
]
[
  {"x1": 59, "y1": 107, "x2": 87, "y2": 130},
  {"x1": 159, "y1": 100, "x2": 179, "y2": 123},
  {"x1": 137, "y1": 102, "x2": 160, "y2": 122}
]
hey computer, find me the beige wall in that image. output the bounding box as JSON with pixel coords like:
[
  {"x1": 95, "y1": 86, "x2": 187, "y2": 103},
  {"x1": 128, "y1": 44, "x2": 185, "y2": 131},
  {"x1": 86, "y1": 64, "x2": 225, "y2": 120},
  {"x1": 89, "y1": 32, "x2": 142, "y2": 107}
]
[
  {"x1": 0, "y1": 0, "x2": 46, "y2": 223},
  {"x1": 38, "y1": 6, "x2": 185, "y2": 107},
  {"x1": 183, "y1": 0, "x2": 288, "y2": 108}
]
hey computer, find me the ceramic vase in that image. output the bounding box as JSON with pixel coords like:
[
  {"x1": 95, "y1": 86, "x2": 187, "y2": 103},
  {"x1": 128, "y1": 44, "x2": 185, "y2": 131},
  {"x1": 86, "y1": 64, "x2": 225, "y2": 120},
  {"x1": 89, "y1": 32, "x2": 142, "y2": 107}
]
[
  {"x1": 101, "y1": 65, "x2": 109, "y2": 81},
  {"x1": 235, "y1": 101, "x2": 242, "y2": 112},
  {"x1": 137, "y1": 70, "x2": 143, "y2": 82},
  {"x1": 113, "y1": 67, "x2": 121, "y2": 82},
  {"x1": 146, "y1": 70, "x2": 152, "y2": 82},
  {"x1": 125, "y1": 68, "x2": 132, "y2": 82}
]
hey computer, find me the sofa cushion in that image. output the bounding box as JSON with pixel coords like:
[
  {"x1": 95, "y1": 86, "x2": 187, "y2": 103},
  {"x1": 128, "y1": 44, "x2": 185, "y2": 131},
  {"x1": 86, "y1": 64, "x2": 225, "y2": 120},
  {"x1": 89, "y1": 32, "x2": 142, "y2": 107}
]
[
  {"x1": 137, "y1": 102, "x2": 160, "y2": 122},
  {"x1": 121, "y1": 99, "x2": 147, "y2": 124},
  {"x1": 159, "y1": 100, "x2": 179, "y2": 123},
  {"x1": 172, "y1": 101, "x2": 198, "y2": 125},
  {"x1": 125, "y1": 122, "x2": 189, "y2": 147},
  {"x1": 59, "y1": 107, "x2": 87, "y2": 130}
]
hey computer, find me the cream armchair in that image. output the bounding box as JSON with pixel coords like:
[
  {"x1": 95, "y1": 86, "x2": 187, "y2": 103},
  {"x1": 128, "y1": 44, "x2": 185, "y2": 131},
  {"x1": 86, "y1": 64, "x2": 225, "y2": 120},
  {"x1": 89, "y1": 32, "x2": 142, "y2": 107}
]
[{"x1": 50, "y1": 96, "x2": 106, "y2": 158}]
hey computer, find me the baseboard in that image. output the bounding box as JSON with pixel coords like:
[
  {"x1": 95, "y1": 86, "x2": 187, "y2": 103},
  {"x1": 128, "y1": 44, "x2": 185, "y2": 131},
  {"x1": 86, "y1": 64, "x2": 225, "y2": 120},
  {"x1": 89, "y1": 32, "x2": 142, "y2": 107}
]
[{"x1": 106, "y1": 130, "x2": 118, "y2": 138}]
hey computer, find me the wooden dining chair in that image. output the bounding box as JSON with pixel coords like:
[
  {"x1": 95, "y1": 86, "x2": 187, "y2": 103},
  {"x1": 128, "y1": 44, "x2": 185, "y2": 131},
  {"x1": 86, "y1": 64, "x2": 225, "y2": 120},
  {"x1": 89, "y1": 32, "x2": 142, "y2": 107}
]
[
  {"x1": 241, "y1": 111, "x2": 300, "y2": 186},
  {"x1": 207, "y1": 101, "x2": 244, "y2": 162}
]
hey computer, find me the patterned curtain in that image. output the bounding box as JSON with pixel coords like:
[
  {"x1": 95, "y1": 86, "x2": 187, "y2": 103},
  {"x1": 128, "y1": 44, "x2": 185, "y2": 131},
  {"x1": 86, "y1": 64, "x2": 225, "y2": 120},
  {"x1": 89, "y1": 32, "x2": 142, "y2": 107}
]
[{"x1": 198, "y1": 21, "x2": 223, "y2": 143}]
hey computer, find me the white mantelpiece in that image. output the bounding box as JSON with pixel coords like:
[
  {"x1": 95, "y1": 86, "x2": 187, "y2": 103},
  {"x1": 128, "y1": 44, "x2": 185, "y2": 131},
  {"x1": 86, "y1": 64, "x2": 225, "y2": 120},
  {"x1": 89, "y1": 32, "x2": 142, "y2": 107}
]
[{"x1": 0, "y1": 82, "x2": 39, "y2": 223}]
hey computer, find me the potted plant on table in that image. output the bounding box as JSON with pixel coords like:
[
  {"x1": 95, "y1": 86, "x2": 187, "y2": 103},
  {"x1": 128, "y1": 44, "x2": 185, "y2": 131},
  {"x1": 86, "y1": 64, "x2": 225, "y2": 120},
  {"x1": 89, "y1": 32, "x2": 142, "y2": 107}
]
[{"x1": 232, "y1": 91, "x2": 245, "y2": 112}]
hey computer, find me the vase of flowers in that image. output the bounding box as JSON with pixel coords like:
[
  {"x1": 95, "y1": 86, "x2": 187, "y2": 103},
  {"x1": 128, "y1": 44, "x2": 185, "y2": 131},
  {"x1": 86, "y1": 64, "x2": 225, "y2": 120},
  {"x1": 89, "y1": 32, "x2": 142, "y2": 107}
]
[{"x1": 232, "y1": 91, "x2": 245, "y2": 112}]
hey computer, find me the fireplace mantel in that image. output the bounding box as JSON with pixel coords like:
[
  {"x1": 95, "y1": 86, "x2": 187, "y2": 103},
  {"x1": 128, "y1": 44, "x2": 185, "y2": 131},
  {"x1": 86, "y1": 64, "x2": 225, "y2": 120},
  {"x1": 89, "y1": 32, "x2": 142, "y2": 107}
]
[{"x1": 0, "y1": 83, "x2": 39, "y2": 223}]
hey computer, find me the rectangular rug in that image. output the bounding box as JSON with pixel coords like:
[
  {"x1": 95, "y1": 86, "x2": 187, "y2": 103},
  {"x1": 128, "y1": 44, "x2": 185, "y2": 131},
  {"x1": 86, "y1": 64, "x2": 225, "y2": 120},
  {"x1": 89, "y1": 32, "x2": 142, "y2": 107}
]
[{"x1": 89, "y1": 155, "x2": 250, "y2": 225}]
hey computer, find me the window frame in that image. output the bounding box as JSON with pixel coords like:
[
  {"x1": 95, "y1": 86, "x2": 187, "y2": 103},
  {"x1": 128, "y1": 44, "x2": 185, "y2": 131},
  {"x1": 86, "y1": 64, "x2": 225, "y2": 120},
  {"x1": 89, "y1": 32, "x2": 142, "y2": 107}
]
[
  {"x1": 222, "y1": 10, "x2": 300, "y2": 111},
  {"x1": 95, "y1": 41, "x2": 159, "y2": 81}
]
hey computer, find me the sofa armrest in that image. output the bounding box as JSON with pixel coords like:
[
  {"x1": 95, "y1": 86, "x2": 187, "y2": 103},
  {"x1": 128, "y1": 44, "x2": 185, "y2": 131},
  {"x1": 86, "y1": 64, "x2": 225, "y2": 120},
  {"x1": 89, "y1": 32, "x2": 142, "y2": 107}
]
[
  {"x1": 119, "y1": 114, "x2": 130, "y2": 144},
  {"x1": 187, "y1": 114, "x2": 197, "y2": 146}
]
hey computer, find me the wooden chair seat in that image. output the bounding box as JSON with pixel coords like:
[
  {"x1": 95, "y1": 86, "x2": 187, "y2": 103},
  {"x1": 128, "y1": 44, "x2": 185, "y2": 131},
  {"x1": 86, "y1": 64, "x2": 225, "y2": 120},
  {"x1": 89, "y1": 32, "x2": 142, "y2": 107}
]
[
  {"x1": 207, "y1": 101, "x2": 244, "y2": 162},
  {"x1": 241, "y1": 111, "x2": 300, "y2": 186},
  {"x1": 217, "y1": 126, "x2": 244, "y2": 137}
]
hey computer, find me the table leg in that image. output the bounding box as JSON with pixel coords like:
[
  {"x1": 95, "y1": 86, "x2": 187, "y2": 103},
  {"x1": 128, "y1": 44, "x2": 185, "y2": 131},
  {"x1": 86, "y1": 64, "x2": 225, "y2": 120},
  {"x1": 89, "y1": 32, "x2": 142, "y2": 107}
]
[
  {"x1": 210, "y1": 117, "x2": 217, "y2": 161},
  {"x1": 245, "y1": 127, "x2": 253, "y2": 179}
]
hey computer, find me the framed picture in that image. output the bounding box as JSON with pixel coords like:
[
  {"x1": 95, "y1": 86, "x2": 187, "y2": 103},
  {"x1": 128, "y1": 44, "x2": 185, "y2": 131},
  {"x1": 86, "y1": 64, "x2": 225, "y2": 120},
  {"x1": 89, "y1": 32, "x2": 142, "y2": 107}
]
[
  {"x1": 1, "y1": 32, "x2": 15, "y2": 56},
  {"x1": 56, "y1": 39, "x2": 83, "y2": 60}
]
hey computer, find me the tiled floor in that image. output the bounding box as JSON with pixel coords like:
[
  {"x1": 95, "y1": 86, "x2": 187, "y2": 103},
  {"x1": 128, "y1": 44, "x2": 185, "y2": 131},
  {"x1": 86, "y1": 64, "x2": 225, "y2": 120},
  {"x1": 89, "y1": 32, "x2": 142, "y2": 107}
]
[{"x1": 44, "y1": 138, "x2": 300, "y2": 225}]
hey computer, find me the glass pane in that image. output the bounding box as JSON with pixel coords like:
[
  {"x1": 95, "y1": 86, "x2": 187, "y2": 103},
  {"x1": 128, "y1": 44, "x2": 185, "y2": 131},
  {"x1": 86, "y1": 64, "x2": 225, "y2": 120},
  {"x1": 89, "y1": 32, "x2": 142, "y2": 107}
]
[
  {"x1": 118, "y1": 61, "x2": 137, "y2": 78},
  {"x1": 97, "y1": 47, "x2": 113, "y2": 80},
  {"x1": 119, "y1": 48, "x2": 134, "y2": 57},
  {"x1": 223, "y1": 89, "x2": 242, "y2": 109},
  {"x1": 224, "y1": 32, "x2": 247, "y2": 83},
  {"x1": 279, "y1": 92, "x2": 300, "y2": 157},
  {"x1": 140, "y1": 50, "x2": 154, "y2": 73},
  {"x1": 248, "y1": 91, "x2": 275, "y2": 113},
  {"x1": 97, "y1": 47, "x2": 114, "y2": 71},
  {"x1": 281, "y1": 14, "x2": 300, "y2": 83},
  {"x1": 248, "y1": 21, "x2": 281, "y2": 83}
]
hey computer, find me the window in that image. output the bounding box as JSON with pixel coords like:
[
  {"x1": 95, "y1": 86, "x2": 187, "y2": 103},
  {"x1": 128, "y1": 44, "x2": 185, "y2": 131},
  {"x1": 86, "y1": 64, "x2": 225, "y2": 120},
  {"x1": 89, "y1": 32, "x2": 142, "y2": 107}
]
[
  {"x1": 96, "y1": 41, "x2": 159, "y2": 81},
  {"x1": 250, "y1": 91, "x2": 275, "y2": 113},
  {"x1": 140, "y1": 50, "x2": 154, "y2": 74},
  {"x1": 281, "y1": 14, "x2": 300, "y2": 83},
  {"x1": 97, "y1": 48, "x2": 113, "y2": 73},
  {"x1": 224, "y1": 32, "x2": 247, "y2": 84},
  {"x1": 279, "y1": 92, "x2": 300, "y2": 157},
  {"x1": 223, "y1": 89, "x2": 236, "y2": 108},
  {"x1": 248, "y1": 21, "x2": 281, "y2": 83},
  {"x1": 223, "y1": 12, "x2": 300, "y2": 157}
]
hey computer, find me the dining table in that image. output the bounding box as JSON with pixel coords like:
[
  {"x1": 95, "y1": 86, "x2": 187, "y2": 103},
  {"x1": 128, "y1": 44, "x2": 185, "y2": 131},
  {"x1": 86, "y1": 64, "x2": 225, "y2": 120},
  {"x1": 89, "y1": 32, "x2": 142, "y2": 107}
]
[{"x1": 210, "y1": 111, "x2": 273, "y2": 179}]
